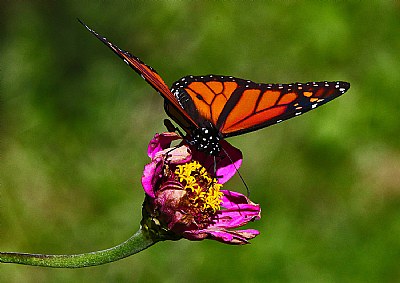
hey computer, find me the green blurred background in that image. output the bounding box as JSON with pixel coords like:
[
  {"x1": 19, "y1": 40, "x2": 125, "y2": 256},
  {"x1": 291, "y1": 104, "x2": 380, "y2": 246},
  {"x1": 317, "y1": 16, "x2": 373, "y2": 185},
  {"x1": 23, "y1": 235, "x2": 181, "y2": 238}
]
[{"x1": 1, "y1": 1, "x2": 399, "y2": 282}]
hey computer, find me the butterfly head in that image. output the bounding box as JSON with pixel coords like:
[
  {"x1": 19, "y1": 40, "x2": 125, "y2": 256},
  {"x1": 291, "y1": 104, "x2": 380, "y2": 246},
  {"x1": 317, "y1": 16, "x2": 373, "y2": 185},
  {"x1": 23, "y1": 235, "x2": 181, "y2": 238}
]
[{"x1": 190, "y1": 123, "x2": 222, "y2": 156}]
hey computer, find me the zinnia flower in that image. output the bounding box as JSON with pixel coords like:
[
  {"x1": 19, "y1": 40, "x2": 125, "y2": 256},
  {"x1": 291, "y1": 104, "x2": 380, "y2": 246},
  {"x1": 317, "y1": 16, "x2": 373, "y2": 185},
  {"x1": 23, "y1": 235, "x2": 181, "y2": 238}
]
[{"x1": 141, "y1": 132, "x2": 261, "y2": 245}]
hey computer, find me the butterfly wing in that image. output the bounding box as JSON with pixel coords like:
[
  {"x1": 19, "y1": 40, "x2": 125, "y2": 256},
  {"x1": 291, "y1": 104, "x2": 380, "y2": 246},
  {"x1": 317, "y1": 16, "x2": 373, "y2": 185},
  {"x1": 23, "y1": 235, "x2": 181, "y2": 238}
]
[
  {"x1": 79, "y1": 20, "x2": 198, "y2": 128},
  {"x1": 80, "y1": 20, "x2": 350, "y2": 139},
  {"x1": 171, "y1": 75, "x2": 350, "y2": 137}
]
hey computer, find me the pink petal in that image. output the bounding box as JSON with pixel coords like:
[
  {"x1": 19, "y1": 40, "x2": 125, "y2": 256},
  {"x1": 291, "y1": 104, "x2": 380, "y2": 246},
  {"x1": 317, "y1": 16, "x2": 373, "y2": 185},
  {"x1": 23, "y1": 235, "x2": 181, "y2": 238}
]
[
  {"x1": 156, "y1": 145, "x2": 192, "y2": 164},
  {"x1": 183, "y1": 228, "x2": 260, "y2": 245},
  {"x1": 216, "y1": 140, "x2": 243, "y2": 184},
  {"x1": 141, "y1": 157, "x2": 163, "y2": 198},
  {"x1": 147, "y1": 132, "x2": 182, "y2": 159},
  {"x1": 190, "y1": 140, "x2": 242, "y2": 184},
  {"x1": 210, "y1": 190, "x2": 261, "y2": 229},
  {"x1": 206, "y1": 229, "x2": 259, "y2": 245},
  {"x1": 220, "y1": 190, "x2": 258, "y2": 209}
]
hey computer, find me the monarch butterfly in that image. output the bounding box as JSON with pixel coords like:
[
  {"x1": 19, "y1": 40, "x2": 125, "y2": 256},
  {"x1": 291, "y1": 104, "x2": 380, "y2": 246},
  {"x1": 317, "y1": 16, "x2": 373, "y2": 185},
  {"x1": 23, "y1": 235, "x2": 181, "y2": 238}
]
[{"x1": 79, "y1": 20, "x2": 350, "y2": 156}]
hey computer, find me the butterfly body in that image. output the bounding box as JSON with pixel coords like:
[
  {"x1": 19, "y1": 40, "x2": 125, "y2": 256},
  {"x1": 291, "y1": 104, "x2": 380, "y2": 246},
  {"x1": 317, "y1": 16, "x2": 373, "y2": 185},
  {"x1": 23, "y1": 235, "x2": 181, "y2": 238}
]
[
  {"x1": 189, "y1": 122, "x2": 222, "y2": 155},
  {"x1": 79, "y1": 20, "x2": 350, "y2": 156}
]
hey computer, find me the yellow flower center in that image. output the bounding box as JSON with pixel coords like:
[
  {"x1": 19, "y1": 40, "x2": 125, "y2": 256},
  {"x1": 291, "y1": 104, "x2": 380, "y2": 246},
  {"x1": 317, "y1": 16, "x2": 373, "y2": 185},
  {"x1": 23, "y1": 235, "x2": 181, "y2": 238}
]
[{"x1": 174, "y1": 161, "x2": 223, "y2": 214}]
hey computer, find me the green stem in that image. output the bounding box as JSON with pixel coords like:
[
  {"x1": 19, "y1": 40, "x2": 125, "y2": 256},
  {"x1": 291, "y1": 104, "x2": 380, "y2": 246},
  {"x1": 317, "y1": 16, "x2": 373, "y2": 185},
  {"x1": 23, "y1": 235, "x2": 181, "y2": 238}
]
[{"x1": 0, "y1": 228, "x2": 157, "y2": 268}]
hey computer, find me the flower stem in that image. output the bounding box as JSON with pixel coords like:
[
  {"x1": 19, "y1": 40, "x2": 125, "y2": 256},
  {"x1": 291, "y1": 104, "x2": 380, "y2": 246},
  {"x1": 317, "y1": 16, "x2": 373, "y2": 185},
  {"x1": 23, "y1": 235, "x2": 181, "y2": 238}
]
[{"x1": 0, "y1": 228, "x2": 157, "y2": 268}]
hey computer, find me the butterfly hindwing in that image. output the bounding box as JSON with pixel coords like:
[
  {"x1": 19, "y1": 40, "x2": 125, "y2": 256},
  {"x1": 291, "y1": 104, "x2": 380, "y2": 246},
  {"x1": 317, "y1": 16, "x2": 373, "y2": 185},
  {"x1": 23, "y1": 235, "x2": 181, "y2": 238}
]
[
  {"x1": 172, "y1": 75, "x2": 350, "y2": 137},
  {"x1": 170, "y1": 75, "x2": 241, "y2": 129}
]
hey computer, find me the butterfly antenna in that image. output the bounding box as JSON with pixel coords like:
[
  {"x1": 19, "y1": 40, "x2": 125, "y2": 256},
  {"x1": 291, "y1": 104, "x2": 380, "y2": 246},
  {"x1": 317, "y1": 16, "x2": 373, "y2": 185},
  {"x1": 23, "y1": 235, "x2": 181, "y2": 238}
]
[{"x1": 221, "y1": 146, "x2": 250, "y2": 197}]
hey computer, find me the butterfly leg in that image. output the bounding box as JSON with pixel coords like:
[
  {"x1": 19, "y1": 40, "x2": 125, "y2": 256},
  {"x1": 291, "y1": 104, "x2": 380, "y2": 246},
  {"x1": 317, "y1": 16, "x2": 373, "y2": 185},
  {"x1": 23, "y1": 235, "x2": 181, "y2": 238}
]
[
  {"x1": 164, "y1": 119, "x2": 185, "y2": 137},
  {"x1": 213, "y1": 155, "x2": 217, "y2": 177}
]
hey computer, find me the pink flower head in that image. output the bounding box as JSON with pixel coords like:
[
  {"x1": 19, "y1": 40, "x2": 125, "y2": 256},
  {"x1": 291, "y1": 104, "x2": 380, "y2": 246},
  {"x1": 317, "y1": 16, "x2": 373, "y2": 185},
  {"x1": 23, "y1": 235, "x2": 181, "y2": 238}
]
[{"x1": 141, "y1": 132, "x2": 261, "y2": 245}]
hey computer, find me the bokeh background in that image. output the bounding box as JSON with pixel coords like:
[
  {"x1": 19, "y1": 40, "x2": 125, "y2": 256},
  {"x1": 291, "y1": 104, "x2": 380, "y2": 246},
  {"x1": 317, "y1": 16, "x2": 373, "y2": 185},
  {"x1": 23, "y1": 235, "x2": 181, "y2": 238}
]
[{"x1": 1, "y1": 1, "x2": 399, "y2": 282}]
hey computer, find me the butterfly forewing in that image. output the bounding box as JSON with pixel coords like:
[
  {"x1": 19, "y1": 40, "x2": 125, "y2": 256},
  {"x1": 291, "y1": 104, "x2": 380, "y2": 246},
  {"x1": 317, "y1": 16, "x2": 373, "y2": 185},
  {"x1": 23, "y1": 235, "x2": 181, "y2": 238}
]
[
  {"x1": 79, "y1": 20, "x2": 197, "y2": 127},
  {"x1": 172, "y1": 75, "x2": 350, "y2": 137}
]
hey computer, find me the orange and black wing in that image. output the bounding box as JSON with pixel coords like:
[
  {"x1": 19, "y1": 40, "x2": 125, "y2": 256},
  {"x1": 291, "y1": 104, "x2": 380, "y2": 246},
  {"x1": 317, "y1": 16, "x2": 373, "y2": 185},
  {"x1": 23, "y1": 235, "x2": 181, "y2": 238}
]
[
  {"x1": 171, "y1": 75, "x2": 350, "y2": 137},
  {"x1": 79, "y1": 20, "x2": 197, "y2": 128}
]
